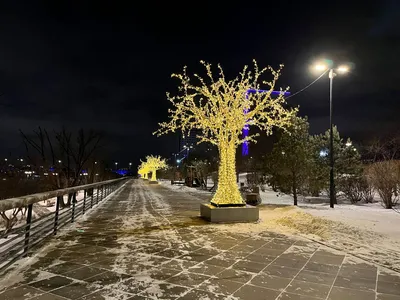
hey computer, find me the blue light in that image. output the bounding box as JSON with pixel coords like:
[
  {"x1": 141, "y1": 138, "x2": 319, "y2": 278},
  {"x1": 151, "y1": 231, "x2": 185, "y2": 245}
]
[{"x1": 114, "y1": 169, "x2": 128, "y2": 176}]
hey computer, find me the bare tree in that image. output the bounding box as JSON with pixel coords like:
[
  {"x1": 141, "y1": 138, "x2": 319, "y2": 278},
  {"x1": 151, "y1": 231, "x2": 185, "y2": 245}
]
[{"x1": 20, "y1": 127, "x2": 103, "y2": 207}]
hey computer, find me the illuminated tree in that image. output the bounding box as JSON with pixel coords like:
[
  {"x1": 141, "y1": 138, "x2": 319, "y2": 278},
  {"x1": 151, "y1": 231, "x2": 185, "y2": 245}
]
[
  {"x1": 155, "y1": 61, "x2": 296, "y2": 206},
  {"x1": 144, "y1": 155, "x2": 167, "y2": 181},
  {"x1": 138, "y1": 162, "x2": 150, "y2": 179}
]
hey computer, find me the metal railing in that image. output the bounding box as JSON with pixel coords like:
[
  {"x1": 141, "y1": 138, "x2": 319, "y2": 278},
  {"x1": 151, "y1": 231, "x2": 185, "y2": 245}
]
[{"x1": 0, "y1": 178, "x2": 128, "y2": 273}]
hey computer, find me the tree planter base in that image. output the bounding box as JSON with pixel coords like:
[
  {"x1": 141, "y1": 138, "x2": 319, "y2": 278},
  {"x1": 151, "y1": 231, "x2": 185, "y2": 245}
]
[
  {"x1": 149, "y1": 181, "x2": 159, "y2": 185},
  {"x1": 200, "y1": 203, "x2": 259, "y2": 223}
]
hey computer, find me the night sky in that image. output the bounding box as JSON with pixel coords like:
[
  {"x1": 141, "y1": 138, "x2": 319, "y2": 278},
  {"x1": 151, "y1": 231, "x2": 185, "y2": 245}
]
[{"x1": 0, "y1": 1, "x2": 399, "y2": 166}]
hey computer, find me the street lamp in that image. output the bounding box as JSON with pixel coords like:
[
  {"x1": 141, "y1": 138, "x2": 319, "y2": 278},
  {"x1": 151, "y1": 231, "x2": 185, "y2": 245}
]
[
  {"x1": 115, "y1": 162, "x2": 118, "y2": 170},
  {"x1": 313, "y1": 60, "x2": 351, "y2": 208}
]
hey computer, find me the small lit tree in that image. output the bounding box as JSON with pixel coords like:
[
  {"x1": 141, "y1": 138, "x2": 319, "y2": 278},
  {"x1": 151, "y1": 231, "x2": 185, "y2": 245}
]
[
  {"x1": 155, "y1": 61, "x2": 296, "y2": 206},
  {"x1": 138, "y1": 162, "x2": 150, "y2": 179},
  {"x1": 145, "y1": 155, "x2": 167, "y2": 182}
]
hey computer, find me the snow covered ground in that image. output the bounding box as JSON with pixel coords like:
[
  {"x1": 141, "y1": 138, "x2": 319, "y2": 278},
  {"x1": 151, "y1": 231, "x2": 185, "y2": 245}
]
[{"x1": 160, "y1": 177, "x2": 400, "y2": 272}]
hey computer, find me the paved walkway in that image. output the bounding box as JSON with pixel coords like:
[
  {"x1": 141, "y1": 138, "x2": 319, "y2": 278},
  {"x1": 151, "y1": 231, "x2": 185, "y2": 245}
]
[{"x1": 1, "y1": 179, "x2": 399, "y2": 300}]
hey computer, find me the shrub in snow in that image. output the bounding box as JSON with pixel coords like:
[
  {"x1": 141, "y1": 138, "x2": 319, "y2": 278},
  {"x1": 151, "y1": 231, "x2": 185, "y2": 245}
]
[
  {"x1": 338, "y1": 175, "x2": 374, "y2": 204},
  {"x1": 367, "y1": 161, "x2": 399, "y2": 209}
]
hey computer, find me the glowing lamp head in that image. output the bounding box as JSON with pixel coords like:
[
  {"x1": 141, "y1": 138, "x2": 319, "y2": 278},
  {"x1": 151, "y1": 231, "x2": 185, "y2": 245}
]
[
  {"x1": 337, "y1": 65, "x2": 349, "y2": 74},
  {"x1": 314, "y1": 64, "x2": 328, "y2": 71},
  {"x1": 345, "y1": 141, "x2": 352, "y2": 147},
  {"x1": 176, "y1": 159, "x2": 181, "y2": 164}
]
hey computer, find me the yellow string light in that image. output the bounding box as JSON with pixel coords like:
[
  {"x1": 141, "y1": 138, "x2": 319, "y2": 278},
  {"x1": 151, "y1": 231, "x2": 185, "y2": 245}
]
[{"x1": 154, "y1": 60, "x2": 297, "y2": 206}]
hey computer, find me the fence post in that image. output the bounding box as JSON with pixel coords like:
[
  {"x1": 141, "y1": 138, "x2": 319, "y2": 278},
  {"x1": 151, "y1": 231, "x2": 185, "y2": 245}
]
[
  {"x1": 54, "y1": 195, "x2": 61, "y2": 235},
  {"x1": 71, "y1": 192, "x2": 76, "y2": 223},
  {"x1": 102, "y1": 185, "x2": 104, "y2": 200},
  {"x1": 96, "y1": 187, "x2": 99, "y2": 204},
  {"x1": 83, "y1": 189, "x2": 87, "y2": 214},
  {"x1": 24, "y1": 204, "x2": 33, "y2": 256},
  {"x1": 90, "y1": 188, "x2": 93, "y2": 209}
]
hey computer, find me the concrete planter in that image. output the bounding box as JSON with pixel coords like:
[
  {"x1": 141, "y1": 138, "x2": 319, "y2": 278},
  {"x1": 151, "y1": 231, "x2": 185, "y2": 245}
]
[{"x1": 200, "y1": 203, "x2": 259, "y2": 223}]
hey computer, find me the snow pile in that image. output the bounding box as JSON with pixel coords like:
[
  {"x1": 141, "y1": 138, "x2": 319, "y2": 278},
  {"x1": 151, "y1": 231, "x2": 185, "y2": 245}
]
[{"x1": 274, "y1": 207, "x2": 333, "y2": 239}]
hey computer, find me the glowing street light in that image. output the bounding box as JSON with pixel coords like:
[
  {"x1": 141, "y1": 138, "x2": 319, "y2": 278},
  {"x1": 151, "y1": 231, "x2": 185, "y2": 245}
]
[
  {"x1": 345, "y1": 141, "x2": 352, "y2": 147},
  {"x1": 337, "y1": 65, "x2": 349, "y2": 74},
  {"x1": 58, "y1": 160, "x2": 62, "y2": 163},
  {"x1": 312, "y1": 59, "x2": 352, "y2": 208}
]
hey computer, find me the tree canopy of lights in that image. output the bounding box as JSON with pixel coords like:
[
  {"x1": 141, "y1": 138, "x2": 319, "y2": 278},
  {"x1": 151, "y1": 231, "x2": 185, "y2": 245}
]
[
  {"x1": 142, "y1": 155, "x2": 167, "y2": 182},
  {"x1": 155, "y1": 60, "x2": 296, "y2": 206}
]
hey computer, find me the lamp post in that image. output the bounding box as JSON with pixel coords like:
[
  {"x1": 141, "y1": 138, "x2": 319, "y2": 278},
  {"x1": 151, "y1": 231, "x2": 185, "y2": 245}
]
[{"x1": 313, "y1": 62, "x2": 350, "y2": 208}]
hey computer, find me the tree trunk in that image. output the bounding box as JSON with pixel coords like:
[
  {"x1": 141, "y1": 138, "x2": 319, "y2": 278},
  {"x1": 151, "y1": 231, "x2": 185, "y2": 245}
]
[
  {"x1": 292, "y1": 175, "x2": 298, "y2": 206},
  {"x1": 151, "y1": 169, "x2": 157, "y2": 181},
  {"x1": 211, "y1": 143, "x2": 244, "y2": 206}
]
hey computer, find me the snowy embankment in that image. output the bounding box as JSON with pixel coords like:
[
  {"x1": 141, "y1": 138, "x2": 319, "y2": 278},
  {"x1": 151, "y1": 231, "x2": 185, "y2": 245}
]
[{"x1": 160, "y1": 178, "x2": 400, "y2": 272}]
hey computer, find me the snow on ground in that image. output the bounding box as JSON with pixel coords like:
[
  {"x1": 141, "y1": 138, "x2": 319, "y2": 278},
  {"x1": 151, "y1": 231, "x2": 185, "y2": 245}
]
[{"x1": 160, "y1": 176, "x2": 400, "y2": 272}]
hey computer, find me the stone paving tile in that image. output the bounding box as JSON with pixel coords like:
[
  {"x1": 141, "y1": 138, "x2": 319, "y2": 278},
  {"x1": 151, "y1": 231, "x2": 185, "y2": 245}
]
[
  {"x1": 379, "y1": 271, "x2": 400, "y2": 284},
  {"x1": 62, "y1": 265, "x2": 107, "y2": 281},
  {"x1": 285, "y1": 280, "x2": 331, "y2": 298},
  {"x1": 338, "y1": 265, "x2": 378, "y2": 280},
  {"x1": 45, "y1": 262, "x2": 84, "y2": 275},
  {"x1": 28, "y1": 275, "x2": 74, "y2": 292},
  {"x1": 162, "y1": 259, "x2": 198, "y2": 271},
  {"x1": 377, "y1": 280, "x2": 400, "y2": 296},
  {"x1": 271, "y1": 257, "x2": 308, "y2": 269},
  {"x1": 231, "y1": 259, "x2": 266, "y2": 273},
  {"x1": 217, "y1": 268, "x2": 255, "y2": 283},
  {"x1": 309, "y1": 254, "x2": 345, "y2": 265},
  {"x1": 233, "y1": 284, "x2": 281, "y2": 300},
  {"x1": 377, "y1": 294, "x2": 400, "y2": 300},
  {"x1": 177, "y1": 289, "x2": 227, "y2": 299},
  {"x1": 2, "y1": 180, "x2": 400, "y2": 300},
  {"x1": 250, "y1": 273, "x2": 291, "y2": 291},
  {"x1": 166, "y1": 271, "x2": 210, "y2": 287},
  {"x1": 84, "y1": 270, "x2": 131, "y2": 285},
  {"x1": 278, "y1": 292, "x2": 324, "y2": 299},
  {"x1": 79, "y1": 289, "x2": 136, "y2": 300},
  {"x1": 263, "y1": 265, "x2": 300, "y2": 279},
  {"x1": 198, "y1": 278, "x2": 244, "y2": 295},
  {"x1": 188, "y1": 262, "x2": 226, "y2": 276},
  {"x1": 50, "y1": 281, "x2": 99, "y2": 299},
  {"x1": 334, "y1": 275, "x2": 376, "y2": 292},
  {"x1": 295, "y1": 269, "x2": 337, "y2": 285},
  {"x1": 138, "y1": 282, "x2": 190, "y2": 299},
  {"x1": 30, "y1": 293, "x2": 68, "y2": 300},
  {"x1": 303, "y1": 261, "x2": 340, "y2": 274},
  {"x1": 327, "y1": 286, "x2": 376, "y2": 300},
  {"x1": 145, "y1": 268, "x2": 182, "y2": 281}
]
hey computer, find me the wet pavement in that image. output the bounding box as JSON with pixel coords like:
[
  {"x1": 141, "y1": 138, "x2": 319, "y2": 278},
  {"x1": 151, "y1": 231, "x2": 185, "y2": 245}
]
[{"x1": 1, "y1": 179, "x2": 400, "y2": 299}]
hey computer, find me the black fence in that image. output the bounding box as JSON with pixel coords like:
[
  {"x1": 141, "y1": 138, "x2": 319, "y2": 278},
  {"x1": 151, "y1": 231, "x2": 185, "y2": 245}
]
[{"x1": 0, "y1": 178, "x2": 127, "y2": 273}]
